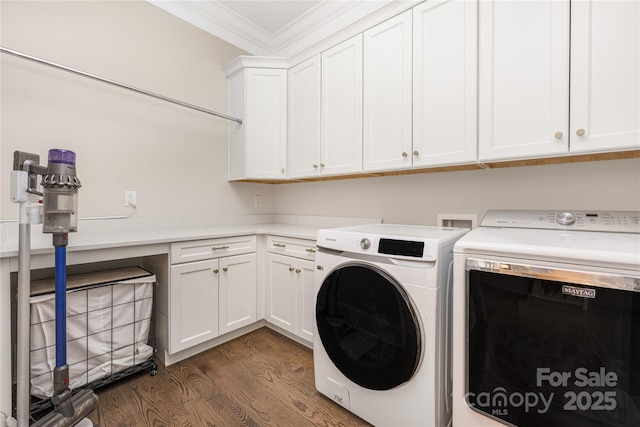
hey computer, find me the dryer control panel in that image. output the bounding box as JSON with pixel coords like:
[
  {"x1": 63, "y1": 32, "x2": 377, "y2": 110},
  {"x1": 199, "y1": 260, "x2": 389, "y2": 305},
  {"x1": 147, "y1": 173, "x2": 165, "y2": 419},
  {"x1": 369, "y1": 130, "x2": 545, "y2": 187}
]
[{"x1": 482, "y1": 210, "x2": 640, "y2": 233}]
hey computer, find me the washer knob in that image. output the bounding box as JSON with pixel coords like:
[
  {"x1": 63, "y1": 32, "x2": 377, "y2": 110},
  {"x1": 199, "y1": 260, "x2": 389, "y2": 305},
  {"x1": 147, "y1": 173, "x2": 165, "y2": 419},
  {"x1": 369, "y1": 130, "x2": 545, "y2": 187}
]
[
  {"x1": 360, "y1": 238, "x2": 371, "y2": 250},
  {"x1": 557, "y1": 212, "x2": 576, "y2": 225}
]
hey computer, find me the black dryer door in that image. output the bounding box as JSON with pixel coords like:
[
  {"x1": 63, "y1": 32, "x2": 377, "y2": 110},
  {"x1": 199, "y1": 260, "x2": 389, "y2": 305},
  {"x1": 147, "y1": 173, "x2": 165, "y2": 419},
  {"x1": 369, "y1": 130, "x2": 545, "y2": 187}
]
[{"x1": 316, "y1": 263, "x2": 422, "y2": 390}]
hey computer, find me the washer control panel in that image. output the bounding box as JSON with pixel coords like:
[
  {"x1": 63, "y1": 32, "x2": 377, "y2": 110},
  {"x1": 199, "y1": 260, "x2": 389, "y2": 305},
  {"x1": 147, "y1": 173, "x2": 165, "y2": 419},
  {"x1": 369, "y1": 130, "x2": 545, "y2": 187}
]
[{"x1": 482, "y1": 210, "x2": 640, "y2": 233}]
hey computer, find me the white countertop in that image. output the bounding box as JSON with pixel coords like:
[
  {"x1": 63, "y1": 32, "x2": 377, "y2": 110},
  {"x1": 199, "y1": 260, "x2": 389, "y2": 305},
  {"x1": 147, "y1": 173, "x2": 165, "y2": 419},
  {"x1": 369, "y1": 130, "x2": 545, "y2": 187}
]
[{"x1": 0, "y1": 214, "x2": 382, "y2": 258}]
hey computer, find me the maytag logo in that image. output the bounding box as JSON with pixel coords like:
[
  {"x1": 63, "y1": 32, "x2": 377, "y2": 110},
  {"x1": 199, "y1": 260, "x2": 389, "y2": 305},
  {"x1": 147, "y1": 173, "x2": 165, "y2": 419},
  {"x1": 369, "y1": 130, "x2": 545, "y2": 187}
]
[{"x1": 562, "y1": 285, "x2": 596, "y2": 299}]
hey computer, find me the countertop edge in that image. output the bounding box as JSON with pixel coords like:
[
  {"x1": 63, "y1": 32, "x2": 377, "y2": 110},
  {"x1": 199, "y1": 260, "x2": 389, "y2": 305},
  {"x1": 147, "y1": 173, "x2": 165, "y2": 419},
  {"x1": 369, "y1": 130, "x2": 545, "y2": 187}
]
[{"x1": 0, "y1": 220, "x2": 380, "y2": 259}]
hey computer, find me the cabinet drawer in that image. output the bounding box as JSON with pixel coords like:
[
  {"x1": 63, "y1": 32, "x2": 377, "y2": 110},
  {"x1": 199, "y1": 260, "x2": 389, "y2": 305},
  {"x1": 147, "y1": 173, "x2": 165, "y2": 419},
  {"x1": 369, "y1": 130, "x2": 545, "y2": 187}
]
[
  {"x1": 171, "y1": 235, "x2": 256, "y2": 264},
  {"x1": 266, "y1": 236, "x2": 317, "y2": 261}
]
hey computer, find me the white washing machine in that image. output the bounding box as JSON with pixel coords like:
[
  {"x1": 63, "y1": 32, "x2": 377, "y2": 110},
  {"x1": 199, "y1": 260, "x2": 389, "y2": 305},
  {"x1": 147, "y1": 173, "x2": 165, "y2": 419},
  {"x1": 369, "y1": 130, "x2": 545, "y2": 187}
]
[
  {"x1": 314, "y1": 224, "x2": 469, "y2": 427},
  {"x1": 452, "y1": 210, "x2": 640, "y2": 427}
]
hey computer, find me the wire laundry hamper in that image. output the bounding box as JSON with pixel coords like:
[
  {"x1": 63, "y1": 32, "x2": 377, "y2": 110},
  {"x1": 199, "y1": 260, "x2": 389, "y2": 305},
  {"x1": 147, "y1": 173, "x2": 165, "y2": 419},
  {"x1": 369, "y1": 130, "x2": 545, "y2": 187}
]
[{"x1": 28, "y1": 266, "x2": 157, "y2": 415}]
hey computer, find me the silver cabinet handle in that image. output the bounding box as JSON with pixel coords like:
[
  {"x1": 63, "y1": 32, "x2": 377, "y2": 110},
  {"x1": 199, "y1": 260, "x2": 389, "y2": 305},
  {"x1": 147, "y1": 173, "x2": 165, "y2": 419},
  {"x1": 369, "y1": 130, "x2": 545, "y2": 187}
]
[
  {"x1": 212, "y1": 245, "x2": 229, "y2": 250},
  {"x1": 413, "y1": 150, "x2": 419, "y2": 156},
  {"x1": 305, "y1": 248, "x2": 316, "y2": 253},
  {"x1": 320, "y1": 163, "x2": 325, "y2": 167},
  {"x1": 576, "y1": 129, "x2": 586, "y2": 136},
  {"x1": 402, "y1": 152, "x2": 408, "y2": 157},
  {"x1": 289, "y1": 266, "x2": 295, "y2": 271},
  {"x1": 222, "y1": 267, "x2": 228, "y2": 272},
  {"x1": 313, "y1": 164, "x2": 318, "y2": 168},
  {"x1": 554, "y1": 131, "x2": 563, "y2": 139},
  {"x1": 273, "y1": 243, "x2": 286, "y2": 248},
  {"x1": 295, "y1": 268, "x2": 301, "y2": 273},
  {"x1": 213, "y1": 269, "x2": 219, "y2": 274}
]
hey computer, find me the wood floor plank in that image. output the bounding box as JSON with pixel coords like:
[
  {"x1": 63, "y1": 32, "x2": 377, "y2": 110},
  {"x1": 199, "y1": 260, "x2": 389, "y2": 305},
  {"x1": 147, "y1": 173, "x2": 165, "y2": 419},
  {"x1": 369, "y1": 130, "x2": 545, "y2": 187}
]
[
  {"x1": 196, "y1": 344, "x2": 309, "y2": 426},
  {"x1": 87, "y1": 327, "x2": 371, "y2": 427},
  {"x1": 210, "y1": 329, "x2": 370, "y2": 427}
]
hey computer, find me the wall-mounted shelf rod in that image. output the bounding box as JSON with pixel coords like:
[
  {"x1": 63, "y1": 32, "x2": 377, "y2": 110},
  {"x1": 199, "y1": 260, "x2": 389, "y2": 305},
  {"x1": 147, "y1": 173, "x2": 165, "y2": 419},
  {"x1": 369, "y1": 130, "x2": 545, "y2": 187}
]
[{"x1": 0, "y1": 46, "x2": 243, "y2": 125}]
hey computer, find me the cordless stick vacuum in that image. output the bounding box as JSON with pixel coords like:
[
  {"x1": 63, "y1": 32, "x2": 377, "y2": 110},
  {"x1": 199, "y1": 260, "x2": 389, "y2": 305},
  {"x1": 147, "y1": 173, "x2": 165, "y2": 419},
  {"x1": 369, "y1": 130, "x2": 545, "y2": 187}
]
[{"x1": 11, "y1": 150, "x2": 98, "y2": 427}]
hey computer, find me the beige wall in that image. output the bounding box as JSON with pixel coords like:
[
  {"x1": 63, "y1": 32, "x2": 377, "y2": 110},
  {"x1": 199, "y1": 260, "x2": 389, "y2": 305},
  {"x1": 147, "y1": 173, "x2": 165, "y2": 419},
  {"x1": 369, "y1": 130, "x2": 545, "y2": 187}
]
[
  {"x1": 273, "y1": 158, "x2": 640, "y2": 225},
  {"x1": 1, "y1": 0, "x2": 274, "y2": 221}
]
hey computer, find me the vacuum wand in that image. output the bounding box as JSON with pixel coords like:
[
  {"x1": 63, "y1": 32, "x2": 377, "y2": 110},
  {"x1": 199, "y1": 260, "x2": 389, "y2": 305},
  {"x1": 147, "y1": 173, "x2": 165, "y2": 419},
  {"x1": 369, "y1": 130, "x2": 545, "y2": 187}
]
[{"x1": 40, "y1": 149, "x2": 82, "y2": 419}]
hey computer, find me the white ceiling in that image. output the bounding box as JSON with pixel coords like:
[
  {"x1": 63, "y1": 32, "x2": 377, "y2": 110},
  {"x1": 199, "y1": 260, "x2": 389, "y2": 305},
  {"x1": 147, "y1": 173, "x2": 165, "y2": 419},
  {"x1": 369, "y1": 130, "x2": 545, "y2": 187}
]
[
  {"x1": 148, "y1": 0, "x2": 409, "y2": 58},
  {"x1": 217, "y1": 1, "x2": 324, "y2": 35}
]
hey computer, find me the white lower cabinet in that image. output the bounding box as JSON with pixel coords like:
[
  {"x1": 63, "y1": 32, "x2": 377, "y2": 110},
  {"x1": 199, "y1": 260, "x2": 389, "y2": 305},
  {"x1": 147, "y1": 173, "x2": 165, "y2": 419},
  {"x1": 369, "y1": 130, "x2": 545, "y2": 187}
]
[
  {"x1": 219, "y1": 253, "x2": 257, "y2": 335},
  {"x1": 169, "y1": 259, "x2": 219, "y2": 353},
  {"x1": 265, "y1": 236, "x2": 317, "y2": 344},
  {"x1": 266, "y1": 253, "x2": 297, "y2": 333},
  {"x1": 169, "y1": 237, "x2": 257, "y2": 354},
  {"x1": 295, "y1": 259, "x2": 316, "y2": 343}
]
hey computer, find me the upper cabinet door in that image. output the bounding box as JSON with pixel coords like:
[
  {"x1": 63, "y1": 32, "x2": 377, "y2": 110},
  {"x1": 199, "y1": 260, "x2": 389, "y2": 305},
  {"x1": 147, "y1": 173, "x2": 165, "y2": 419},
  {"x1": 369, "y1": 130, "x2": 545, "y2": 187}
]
[
  {"x1": 413, "y1": 0, "x2": 478, "y2": 167},
  {"x1": 478, "y1": 0, "x2": 570, "y2": 162},
  {"x1": 569, "y1": 0, "x2": 640, "y2": 154},
  {"x1": 228, "y1": 68, "x2": 287, "y2": 181},
  {"x1": 288, "y1": 55, "x2": 322, "y2": 179},
  {"x1": 245, "y1": 69, "x2": 287, "y2": 178},
  {"x1": 321, "y1": 34, "x2": 363, "y2": 176},
  {"x1": 363, "y1": 11, "x2": 413, "y2": 173}
]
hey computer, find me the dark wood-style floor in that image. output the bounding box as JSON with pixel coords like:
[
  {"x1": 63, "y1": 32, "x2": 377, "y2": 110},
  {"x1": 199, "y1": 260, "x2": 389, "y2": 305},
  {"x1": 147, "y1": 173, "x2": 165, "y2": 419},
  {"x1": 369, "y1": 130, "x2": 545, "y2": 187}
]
[{"x1": 87, "y1": 327, "x2": 372, "y2": 426}]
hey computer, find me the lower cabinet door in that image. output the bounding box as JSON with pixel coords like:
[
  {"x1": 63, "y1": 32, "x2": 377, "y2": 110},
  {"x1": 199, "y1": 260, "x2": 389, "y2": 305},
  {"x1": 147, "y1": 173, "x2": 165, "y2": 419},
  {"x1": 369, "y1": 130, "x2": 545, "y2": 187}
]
[
  {"x1": 219, "y1": 253, "x2": 257, "y2": 335},
  {"x1": 296, "y1": 259, "x2": 316, "y2": 343},
  {"x1": 266, "y1": 253, "x2": 297, "y2": 334},
  {"x1": 169, "y1": 259, "x2": 219, "y2": 353}
]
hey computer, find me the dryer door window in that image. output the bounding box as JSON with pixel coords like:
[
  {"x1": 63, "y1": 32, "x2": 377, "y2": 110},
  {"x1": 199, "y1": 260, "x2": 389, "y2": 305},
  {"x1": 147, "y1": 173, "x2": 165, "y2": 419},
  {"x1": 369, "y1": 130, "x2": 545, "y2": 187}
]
[
  {"x1": 316, "y1": 263, "x2": 422, "y2": 390},
  {"x1": 466, "y1": 262, "x2": 640, "y2": 427}
]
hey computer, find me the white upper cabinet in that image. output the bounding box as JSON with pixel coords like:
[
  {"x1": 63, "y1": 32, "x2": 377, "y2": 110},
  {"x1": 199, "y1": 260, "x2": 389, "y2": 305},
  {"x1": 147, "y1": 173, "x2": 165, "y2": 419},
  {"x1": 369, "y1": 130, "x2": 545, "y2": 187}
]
[
  {"x1": 226, "y1": 1, "x2": 637, "y2": 182},
  {"x1": 288, "y1": 55, "x2": 322, "y2": 179},
  {"x1": 479, "y1": 0, "x2": 639, "y2": 162},
  {"x1": 478, "y1": 0, "x2": 570, "y2": 162},
  {"x1": 363, "y1": 11, "x2": 413, "y2": 172},
  {"x1": 228, "y1": 66, "x2": 287, "y2": 180},
  {"x1": 413, "y1": 0, "x2": 478, "y2": 167},
  {"x1": 321, "y1": 34, "x2": 363, "y2": 176},
  {"x1": 569, "y1": 0, "x2": 640, "y2": 154}
]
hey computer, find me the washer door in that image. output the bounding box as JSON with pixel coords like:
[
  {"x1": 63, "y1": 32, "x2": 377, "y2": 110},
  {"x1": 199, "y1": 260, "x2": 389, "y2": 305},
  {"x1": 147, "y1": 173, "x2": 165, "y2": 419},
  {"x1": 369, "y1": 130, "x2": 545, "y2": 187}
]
[{"x1": 316, "y1": 263, "x2": 422, "y2": 390}]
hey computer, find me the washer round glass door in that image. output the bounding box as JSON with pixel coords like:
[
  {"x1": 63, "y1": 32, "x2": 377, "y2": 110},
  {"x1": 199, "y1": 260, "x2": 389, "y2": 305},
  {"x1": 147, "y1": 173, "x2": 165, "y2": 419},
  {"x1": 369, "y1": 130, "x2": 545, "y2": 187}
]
[{"x1": 316, "y1": 263, "x2": 422, "y2": 390}]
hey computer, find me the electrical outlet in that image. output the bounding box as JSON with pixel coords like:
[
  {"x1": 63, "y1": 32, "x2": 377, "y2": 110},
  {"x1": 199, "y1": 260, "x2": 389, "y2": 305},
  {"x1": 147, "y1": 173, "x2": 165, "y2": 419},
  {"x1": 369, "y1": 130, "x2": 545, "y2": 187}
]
[
  {"x1": 125, "y1": 191, "x2": 137, "y2": 207},
  {"x1": 254, "y1": 195, "x2": 263, "y2": 207}
]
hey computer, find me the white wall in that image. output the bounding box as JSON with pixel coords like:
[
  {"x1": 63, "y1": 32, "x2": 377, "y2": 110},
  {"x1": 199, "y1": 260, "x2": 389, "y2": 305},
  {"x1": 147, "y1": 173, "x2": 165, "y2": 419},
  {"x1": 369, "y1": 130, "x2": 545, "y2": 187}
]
[
  {"x1": 0, "y1": 0, "x2": 274, "y2": 221},
  {"x1": 273, "y1": 158, "x2": 640, "y2": 225}
]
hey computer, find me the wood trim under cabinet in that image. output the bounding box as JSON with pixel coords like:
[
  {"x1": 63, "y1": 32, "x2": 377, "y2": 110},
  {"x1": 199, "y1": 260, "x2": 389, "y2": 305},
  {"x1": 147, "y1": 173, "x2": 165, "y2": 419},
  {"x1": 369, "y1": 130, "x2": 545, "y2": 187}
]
[{"x1": 236, "y1": 150, "x2": 640, "y2": 184}]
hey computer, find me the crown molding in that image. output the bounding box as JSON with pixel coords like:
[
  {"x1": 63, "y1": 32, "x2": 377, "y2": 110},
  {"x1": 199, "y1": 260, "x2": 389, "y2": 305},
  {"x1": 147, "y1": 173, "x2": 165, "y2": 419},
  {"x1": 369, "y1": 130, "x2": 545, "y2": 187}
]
[
  {"x1": 148, "y1": 0, "x2": 273, "y2": 55},
  {"x1": 286, "y1": 0, "x2": 419, "y2": 66},
  {"x1": 148, "y1": 1, "x2": 419, "y2": 59},
  {"x1": 223, "y1": 56, "x2": 289, "y2": 77}
]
